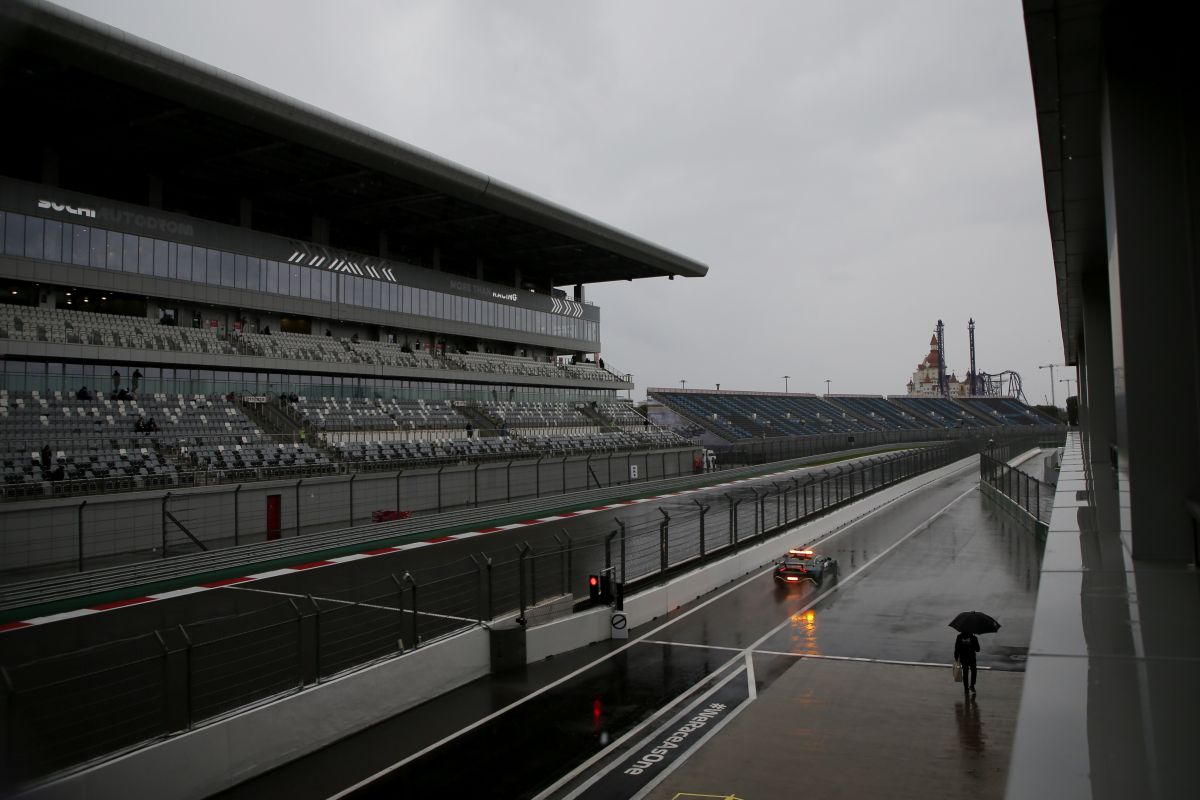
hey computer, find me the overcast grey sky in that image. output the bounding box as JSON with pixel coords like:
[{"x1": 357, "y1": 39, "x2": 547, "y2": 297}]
[{"x1": 57, "y1": 0, "x2": 1065, "y2": 404}]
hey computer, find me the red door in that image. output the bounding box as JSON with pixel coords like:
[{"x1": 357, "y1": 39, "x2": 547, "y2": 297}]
[{"x1": 266, "y1": 494, "x2": 281, "y2": 540}]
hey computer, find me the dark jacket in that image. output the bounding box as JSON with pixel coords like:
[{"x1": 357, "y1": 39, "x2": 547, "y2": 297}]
[{"x1": 954, "y1": 633, "x2": 980, "y2": 665}]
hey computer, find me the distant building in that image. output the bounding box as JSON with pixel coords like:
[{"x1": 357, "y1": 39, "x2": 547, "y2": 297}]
[{"x1": 906, "y1": 335, "x2": 969, "y2": 397}]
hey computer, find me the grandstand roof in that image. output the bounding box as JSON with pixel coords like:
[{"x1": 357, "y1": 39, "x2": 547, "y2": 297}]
[
  {"x1": 0, "y1": 0, "x2": 709, "y2": 287},
  {"x1": 1023, "y1": 0, "x2": 1104, "y2": 364}
]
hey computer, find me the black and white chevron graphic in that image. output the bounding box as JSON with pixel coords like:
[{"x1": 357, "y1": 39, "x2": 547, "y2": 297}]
[
  {"x1": 550, "y1": 296, "x2": 584, "y2": 317},
  {"x1": 286, "y1": 249, "x2": 396, "y2": 282}
]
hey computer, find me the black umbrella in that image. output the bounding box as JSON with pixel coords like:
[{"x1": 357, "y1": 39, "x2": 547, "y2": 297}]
[{"x1": 949, "y1": 611, "x2": 1001, "y2": 635}]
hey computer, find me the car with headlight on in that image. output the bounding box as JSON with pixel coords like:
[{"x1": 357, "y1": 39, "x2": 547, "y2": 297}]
[{"x1": 774, "y1": 548, "x2": 838, "y2": 585}]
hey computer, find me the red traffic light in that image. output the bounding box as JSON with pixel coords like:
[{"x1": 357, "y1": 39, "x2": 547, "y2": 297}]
[{"x1": 589, "y1": 576, "x2": 599, "y2": 587}]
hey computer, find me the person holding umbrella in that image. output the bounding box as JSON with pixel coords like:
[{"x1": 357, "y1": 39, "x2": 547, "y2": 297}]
[
  {"x1": 950, "y1": 611, "x2": 1001, "y2": 694},
  {"x1": 954, "y1": 631, "x2": 980, "y2": 693}
]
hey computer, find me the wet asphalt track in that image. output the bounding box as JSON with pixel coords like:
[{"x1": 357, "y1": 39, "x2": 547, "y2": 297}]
[{"x1": 213, "y1": 457, "x2": 1042, "y2": 799}]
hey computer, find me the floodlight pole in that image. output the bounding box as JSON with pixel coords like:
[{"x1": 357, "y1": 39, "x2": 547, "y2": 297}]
[
  {"x1": 783, "y1": 376, "x2": 790, "y2": 393},
  {"x1": 824, "y1": 379, "x2": 831, "y2": 395},
  {"x1": 1038, "y1": 363, "x2": 1062, "y2": 407}
]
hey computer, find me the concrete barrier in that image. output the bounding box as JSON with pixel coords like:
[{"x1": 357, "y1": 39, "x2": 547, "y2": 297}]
[{"x1": 19, "y1": 626, "x2": 491, "y2": 800}]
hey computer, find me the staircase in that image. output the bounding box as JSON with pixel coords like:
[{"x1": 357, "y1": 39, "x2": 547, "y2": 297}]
[
  {"x1": 458, "y1": 404, "x2": 502, "y2": 436},
  {"x1": 577, "y1": 402, "x2": 619, "y2": 432},
  {"x1": 240, "y1": 395, "x2": 301, "y2": 436}
]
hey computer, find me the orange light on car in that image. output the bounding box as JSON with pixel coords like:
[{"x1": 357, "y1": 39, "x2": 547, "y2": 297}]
[{"x1": 786, "y1": 576, "x2": 799, "y2": 581}]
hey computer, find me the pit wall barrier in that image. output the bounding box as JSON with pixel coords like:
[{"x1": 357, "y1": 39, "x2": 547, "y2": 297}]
[{"x1": 524, "y1": 454, "x2": 978, "y2": 661}]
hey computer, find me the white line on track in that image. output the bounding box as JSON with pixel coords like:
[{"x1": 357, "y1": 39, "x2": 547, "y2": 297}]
[
  {"x1": 627, "y1": 669, "x2": 758, "y2": 800},
  {"x1": 327, "y1": 462, "x2": 977, "y2": 799},
  {"x1": 637, "y1": 639, "x2": 992, "y2": 670},
  {"x1": 226, "y1": 585, "x2": 477, "y2": 624},
  {"x1": 548, "y1": 663, "x2": 752, "y2": 800}
]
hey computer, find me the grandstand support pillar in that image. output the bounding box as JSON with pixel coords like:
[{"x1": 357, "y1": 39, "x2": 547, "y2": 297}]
[
  {"x1": 295, "y1": 480, "x2": 303, "y2": 536},
  {"x1": 77, "y1": 500, "x2": 87, "y2": 572},
  {"x1": 1099, "y1": 30, "x2": 1200, "y2": 558},
  {"x1": 233, "y1": 485, "x2": 240, "y2": 546},
  {"x1": 1080, "y1": 268, "x2": 1118, "y2": 474},
  {"x1": 693, "y1": 500, "x2": 709, "y2": 561},
  {"x1": 436, "y1": 466, "x2": 445, "y2": 513}
]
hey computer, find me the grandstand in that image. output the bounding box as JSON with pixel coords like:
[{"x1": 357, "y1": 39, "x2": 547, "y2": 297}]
[
  {"x1": 648, "y1": 388, "x2": 1055, "y2": 445},
  {"x1": 0, "y1": 0, "x2": 708, "y2": 503}
]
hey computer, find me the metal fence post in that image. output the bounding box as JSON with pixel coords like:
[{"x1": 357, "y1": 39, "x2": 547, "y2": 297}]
[
  {"x1": 554, "y1": 530, "x2": 572, "y2": 595},
  {"x1": 436, "y1": 465, "x2": 445, "y2": 513},
  {"x1": 348, "y1": 473, "x2": 356, "y2": 528},
  {"x1": 505, "y1": 460, "x2": 513, "y2": 503},
  {"x1": 516, "y1": 542, "x2": 531, "y2": 624},
  {"x1": 177, "y1": 624, "x2": 194, "y2": 730},
  {"x1": 295, "y1": 479, "x2": 303, "y2": 536},
  {"x1": 732, "y1": 498, "x2": 743, "y2": 546},
  {"x1": 694, "y1": 499, "x2": 709, "y2": 561},
  {"x1": 306, "y1": 594, "x2": 324, "y2": 682},
  {"x1": 535, "y1": 457, "x2": 543, "y2": 498},
  {"x1": 605, "y1": 529, "x2": 617, "y2": 578},
  {"x1": 619, "y1": 519, "x2": 627, "y2": 583},
  {"x1": 402, "y1": 572, "x2": 419, "y2": 649},
  {"x1": 77, "y1": 499, "x2": 87, "y2": 572},
  {"x1": 474, "y1": 462, "x2": 481, "y2": 507},
  {"x1": 161, "y1": 492, "x2": 170, "y2": 557},
  {"x1": 659, "y1": 509, "x2": 670, "y2": 574},
  {"x1": 233, "y1": 484, "x2": 241, "y2": 546}
]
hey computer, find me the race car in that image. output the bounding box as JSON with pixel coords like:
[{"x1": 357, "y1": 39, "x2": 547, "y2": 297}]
[{"x1": 774, "y1": 548, "x2": 838, "y2": 585}]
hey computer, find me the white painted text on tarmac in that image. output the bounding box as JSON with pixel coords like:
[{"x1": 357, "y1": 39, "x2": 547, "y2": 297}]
[{"x1": 623, "y1": 703, "x2": 728, "y2": 776}]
